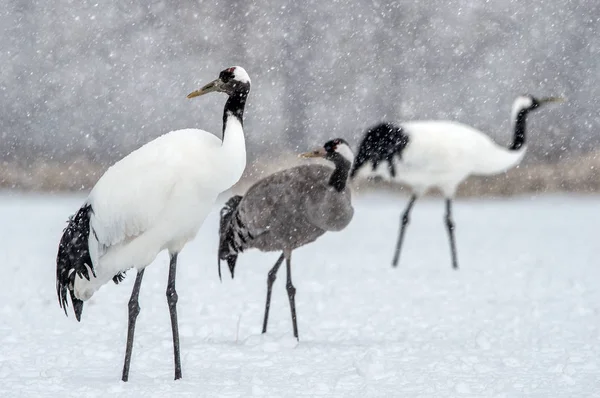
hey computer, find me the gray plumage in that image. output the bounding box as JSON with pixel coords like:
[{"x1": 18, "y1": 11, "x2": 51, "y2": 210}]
[
  {"x1": 218, "y1": 138, "x2": 354, "y2": 340},
  {"x1": 229, "y1": 164, "x2": 352, "y2": 249}
]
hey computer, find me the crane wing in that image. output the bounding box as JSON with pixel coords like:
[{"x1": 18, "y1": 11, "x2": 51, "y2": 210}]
[
  {"x1": 238, "y1": 166, "x2": 313, "y2": 233},
  {"x1": 88, "y1": 129, "x2": 222, "y2": 251}
]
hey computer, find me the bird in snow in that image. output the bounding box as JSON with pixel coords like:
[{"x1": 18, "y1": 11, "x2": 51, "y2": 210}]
[
  {"x1": 350, "y1": 94, "x2": 563, "y2": 269},
  {"x1": 56, "y1": 66, "x2": 251, "y2": 381},
  {"x1": 218, "y1": 139, "x2": 355, "y2": 340}
]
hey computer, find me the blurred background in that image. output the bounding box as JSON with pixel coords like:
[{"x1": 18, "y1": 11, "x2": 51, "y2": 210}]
[{"x1": 1, "y1": 0, "x2": 599, "y2": 194}]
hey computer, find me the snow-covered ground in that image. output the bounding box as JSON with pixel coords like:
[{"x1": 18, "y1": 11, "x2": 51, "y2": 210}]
[{"x1": 0, "y1": 192, "x2": 598, "y2": 397}]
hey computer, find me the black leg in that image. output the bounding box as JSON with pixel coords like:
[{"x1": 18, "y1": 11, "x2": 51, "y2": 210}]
[
  {"x1": 262, "y1": 253, "x2": 285, "y2": 334},
  {"x1": 392, "y1": 194, "x2": 418, "y2": 267},
  {"x1": 122, "y1": 269, "x2": 145, "y2": 382},
  {"x1": 166, "y1": 252, "x2": 182, "y2": 380},
  {"x1": 284, "y1": 252, "x2": 299, "y2": 340},
  {"x1": 445, "y1": 199, "x2": 459, "y2": 270}
]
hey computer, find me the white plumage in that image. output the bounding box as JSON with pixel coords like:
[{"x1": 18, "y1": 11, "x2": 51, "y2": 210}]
[
  {"x1": 360, "y1": 120, "x2": 526, "y2": 196},
  {"x1": 350, "y1": 94, "x2": 563, "y2": 269},
  {"x1": 80, "y1": 125, "x2": 246, "y2": 299},
  {"x1": 56, "y1": 66, "x2": 251, "y2": 381}
]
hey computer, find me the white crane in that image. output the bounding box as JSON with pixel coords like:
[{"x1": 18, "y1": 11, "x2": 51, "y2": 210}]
[
  {"x1": 56, "y1": 66, "x2": 251, "y2": 381},
  {"x1": 350, "y1": 95, "x2": 563, "y2": 269}
]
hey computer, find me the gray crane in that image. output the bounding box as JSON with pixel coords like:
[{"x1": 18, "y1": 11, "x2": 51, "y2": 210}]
[{"x1": 218, "y1": 138, "x2": 355, "y2": 340}]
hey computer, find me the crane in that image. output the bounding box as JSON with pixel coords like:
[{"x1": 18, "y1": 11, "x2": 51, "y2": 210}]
[
  {"x1": 218, "y1": 139, "x2": 355, "y2": 340},
  {"x1": 350, "y1": 95, "x2": 563, "y2": 269},
  {"x1": 56, "y1": 66, "x2": 251, "y2": 381}
]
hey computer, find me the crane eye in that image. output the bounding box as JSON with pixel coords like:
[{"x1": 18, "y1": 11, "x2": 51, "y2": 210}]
[{"x1": 219, "y1": 68, "x2": 236, "y2": 83}]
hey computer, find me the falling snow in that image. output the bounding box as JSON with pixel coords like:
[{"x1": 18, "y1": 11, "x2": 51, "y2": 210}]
[
  {"x1": 1, "y1": 1, "x2": 599, "y2": 166},
  {"x1": 1, "y1": 193, "x2": 599, "y2": 396},
  {"x1": 1, "y1": 1, "x2": 600, "y2": 396}
]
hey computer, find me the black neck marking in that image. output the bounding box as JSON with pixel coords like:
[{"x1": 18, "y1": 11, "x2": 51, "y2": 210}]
[
  {"x1": 328, "y1": 154, "x2": 352, "y2": 192},
  {"x1": 222, "y1": 86, "x2": 250, "y2": 137},
  {"x1": 510, "y1": 109, "x2": 529, "y2": 151}
]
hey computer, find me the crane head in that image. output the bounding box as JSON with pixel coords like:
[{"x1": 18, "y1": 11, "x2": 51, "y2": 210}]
[
  {"x1": 513, "y1": 94, "x2": 564, "y2": 115},
  {"x1": 299, "y1": 138, "x2": 354, "y2": 165},
  {"x1": 187, "y1": 66, "x2": 251, "y2": 98}
]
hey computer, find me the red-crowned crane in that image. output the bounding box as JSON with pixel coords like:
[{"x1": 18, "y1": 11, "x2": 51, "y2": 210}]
[
  {"x1": 350, "y1": 95, "x2": 563, "y2": 269},
  {"x1": 56, "y1": 66, "x2": 251, "y2": 381}
]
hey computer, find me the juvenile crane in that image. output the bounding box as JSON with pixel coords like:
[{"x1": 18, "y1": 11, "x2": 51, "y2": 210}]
[
  {"x1": 350, "y1": 95, "x2": 563, "y2": 269},
  {"x1": 56, "y1": 66, "x2": 251, "y2": 381},
  {"x1": 218, "y1": 139, "x2": 354, "y2": 340}
]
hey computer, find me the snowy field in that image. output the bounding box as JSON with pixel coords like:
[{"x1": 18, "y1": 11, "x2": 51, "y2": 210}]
[{"x1": 0, "y1": 192, "x2": 599, "y2": 397}]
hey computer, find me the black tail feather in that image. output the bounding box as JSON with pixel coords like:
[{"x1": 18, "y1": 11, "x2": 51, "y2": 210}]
[
  {"x1": 112, "y1": 271, "x2": 126, "y2": 284},
  {"x1": 218, "y1": 195, "x2": 244, "y2": 280},
  {"x1": 70, "y1": 290, "x2": 84, "y2": 322},
  {"x1": 227, "y1": 256, "x2": 237, "y2": 279},
  {"x1": 56, "y1": 204, "x2": 94, "y2": 321},
  {"x1": 218, "y1": 254, "x2": 239, "y2": 281},
  {"x1": 351, "y1": 122, "x2": 409, "y2": 179}
]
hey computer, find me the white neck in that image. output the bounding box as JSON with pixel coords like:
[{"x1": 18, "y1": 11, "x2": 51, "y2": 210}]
[
  {"x1": 219, "y1": 112, "x2": 246, "y2": 189},
  {"x1": 473, "y1": 145, "x2": 526, "y2": 176},
  {"x1": 336, "y1": 144, "x2": 355, "y2": 165}
]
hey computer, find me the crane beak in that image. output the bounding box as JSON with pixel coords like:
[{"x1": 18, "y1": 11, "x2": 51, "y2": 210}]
[
  {"x1": 539, "y1": 96, "x2": 565, "y2": 104},
  {"x1": 187, "y1": 78, "x2": 223, "y2": 98},
  {"x1": 299, "y1": 148, "x2": 327, "y2": 158}
]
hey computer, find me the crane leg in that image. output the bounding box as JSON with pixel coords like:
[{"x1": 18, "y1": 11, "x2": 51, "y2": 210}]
[
  {"x1": 167, "y1": 252, "x2": 182, "y2": 380},
  {"x1": 262, "y1": 253, "x2": 285, "y2": 334},
  {"x1": 392, "y1": 194, "x2": 418, "y2": 267},
  {"x1": 445, "y1": 199, "x2": 459, "y2": 270},
  {"x1": 121, "y1": 268, "x2": 145, "y2": 382},
  {"x1": 284, "y1": 251, "x2": 299, "y2": 340}
]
